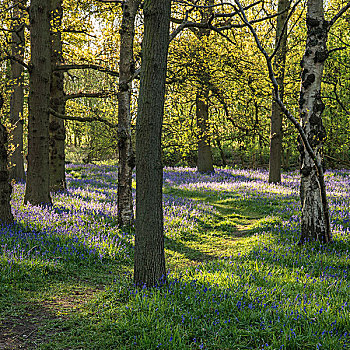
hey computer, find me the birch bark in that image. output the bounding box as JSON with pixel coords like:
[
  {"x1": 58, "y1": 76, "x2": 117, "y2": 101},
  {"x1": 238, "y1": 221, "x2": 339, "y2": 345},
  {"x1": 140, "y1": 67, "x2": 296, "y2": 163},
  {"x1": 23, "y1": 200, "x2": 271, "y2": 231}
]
[
  {"x1": 117, "y1": 0, "x2": 141, "y2": 227},
  {"x1": 298, "y1": 0, "x2": 331, "y2": 243}
]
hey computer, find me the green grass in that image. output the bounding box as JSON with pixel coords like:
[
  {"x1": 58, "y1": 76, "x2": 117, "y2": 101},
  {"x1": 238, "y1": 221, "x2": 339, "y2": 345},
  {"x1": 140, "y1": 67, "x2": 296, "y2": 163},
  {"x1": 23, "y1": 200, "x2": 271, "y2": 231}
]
[{"x1": 1, "y1": 166, "x2": 350, "y2": 349}]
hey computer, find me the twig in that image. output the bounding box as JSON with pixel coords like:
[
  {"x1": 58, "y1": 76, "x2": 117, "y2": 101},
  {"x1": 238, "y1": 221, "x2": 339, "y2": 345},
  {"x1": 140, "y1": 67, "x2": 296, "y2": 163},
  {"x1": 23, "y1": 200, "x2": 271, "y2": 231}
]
[{"x1": 328, "y1": 1, "x2": 350, "y2": 27}]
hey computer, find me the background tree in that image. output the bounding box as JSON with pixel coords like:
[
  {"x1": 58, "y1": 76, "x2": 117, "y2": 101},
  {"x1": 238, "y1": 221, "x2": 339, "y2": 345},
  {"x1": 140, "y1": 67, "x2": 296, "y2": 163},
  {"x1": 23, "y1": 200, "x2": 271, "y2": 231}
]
[
  {"x1": 9, "y1": 0, "x2": 26, "y2": 182},
  {"x1": 49, "y1": 0, "x2": 66, "y2": 192},
  {"x1": 0, "y1": 92, "x2": 13, "y2": 224},
  {"x1": 196, "y1": 0, "x2": 214, "y2": 174},
  {"x1": 134, "y1": 0, "x2": 171, "y2": 287},
  {"x1": 268, "y1": 0, "x2": 290, "y2": 183},
  {"x1": 24, "y1": 0, "x2": 52, "y2": 205}
]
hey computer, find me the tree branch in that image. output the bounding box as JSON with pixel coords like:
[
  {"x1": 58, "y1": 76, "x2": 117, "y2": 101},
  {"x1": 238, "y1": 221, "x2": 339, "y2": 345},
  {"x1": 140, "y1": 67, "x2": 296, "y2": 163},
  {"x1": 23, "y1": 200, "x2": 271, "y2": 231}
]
[
  {"x1": 0, "y1": 55, "x2": 30, "y2": 70},
  {"x1": 64, "y1": 91, "x2": 117, "y2": 101},
  {"x1": 269, "y1": 0, "x2": 302, "y2": 61},
  {"x1": 233, "y1": 0, "x2": 319, "y2": 170},
  {"x1": 49, "y1": 108, "x2": 116, "y2": 128},
  {"x1": 55, "y1": 64, "x2": 119, "y2": 76},
  {"x1": 63, "y1": 28, "x2": 97, "y2": 38},
  {"x1": 329, "y1": 1, "x2": 350, "y2": 27},
  {"x1": 95, "y1": 0, "x2": 124, "y2": 3},
  {"x1": 234, "y1": 0, "x2": 331, "y2": 242}
]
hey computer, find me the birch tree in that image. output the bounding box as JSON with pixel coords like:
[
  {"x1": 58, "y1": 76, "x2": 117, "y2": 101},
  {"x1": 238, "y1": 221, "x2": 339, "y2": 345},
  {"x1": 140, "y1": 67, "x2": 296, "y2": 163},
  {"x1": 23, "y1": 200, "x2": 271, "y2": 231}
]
[
  {"x1": 117, "y1": 0, "x2": 141, "y2": 227},
  {"x1": 235, "y1": 0, "x2": 350, "y2": 243}
]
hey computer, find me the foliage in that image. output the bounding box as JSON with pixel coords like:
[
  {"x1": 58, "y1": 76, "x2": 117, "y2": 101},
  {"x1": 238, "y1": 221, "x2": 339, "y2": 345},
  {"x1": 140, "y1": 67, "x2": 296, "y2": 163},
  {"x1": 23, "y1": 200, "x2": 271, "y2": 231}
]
[{"x1": 0, "y1": 0, "x2": 349, "y2": 167}]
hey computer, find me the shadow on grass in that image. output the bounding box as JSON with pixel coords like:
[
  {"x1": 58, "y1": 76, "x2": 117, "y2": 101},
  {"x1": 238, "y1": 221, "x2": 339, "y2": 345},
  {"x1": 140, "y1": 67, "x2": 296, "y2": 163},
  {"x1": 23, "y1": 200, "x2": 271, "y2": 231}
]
[
  {"x1": 58, "y1": 251, "x2": 350, "y2": 350},
  {"x1": 0, "y1": 220, "x2": 133, "y2": 349}
]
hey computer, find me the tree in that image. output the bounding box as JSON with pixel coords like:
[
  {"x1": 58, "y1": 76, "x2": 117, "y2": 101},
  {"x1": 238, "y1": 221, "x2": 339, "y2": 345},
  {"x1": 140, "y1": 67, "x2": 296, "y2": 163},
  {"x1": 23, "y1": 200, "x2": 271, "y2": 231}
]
[
  {"x1": 235, "y1": 0, "x2": 350, "y2": 244},
  {"x1": 0, "y1": 93, "x2": 13, "y2": 224},
  {"x1": 9, "y1": 0, "x2": 26, "y2": 182},
  {"x1": 268, "y1": 0, "x2": 290, "y2": 183},
  {"x1": 24, "y1": 0, "x2": 52, "y2": 205},
  {"x1": 196, "y1": 0, "x2": 214, "y2": 174},
  {"x1": 117, "y1": 0, "x2": 141, "y2": 227},
  {"x1": 49, "y1": 0, "x2": 66, "y2": 192},
  {"x1": 298, "y1": 0, "x2": 331, "y2": 243},
  {"x1": 134, "y1": 0, "x2": 171, "y2": 287}
]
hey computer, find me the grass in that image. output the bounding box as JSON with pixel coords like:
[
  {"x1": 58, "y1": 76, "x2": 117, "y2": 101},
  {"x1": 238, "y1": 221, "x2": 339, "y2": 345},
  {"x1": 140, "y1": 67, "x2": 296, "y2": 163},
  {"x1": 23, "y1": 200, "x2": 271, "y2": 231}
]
[{"x1": 1, "y1": 165, "x2": 350, "y2": 349}]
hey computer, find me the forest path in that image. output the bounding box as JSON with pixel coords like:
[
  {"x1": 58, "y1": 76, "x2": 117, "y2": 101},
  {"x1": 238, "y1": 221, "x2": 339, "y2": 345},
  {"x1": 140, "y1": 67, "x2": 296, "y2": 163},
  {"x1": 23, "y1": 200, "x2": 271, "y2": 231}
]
[{"x1": 164, "y1": 187, "x2": 270, "y2": 269}]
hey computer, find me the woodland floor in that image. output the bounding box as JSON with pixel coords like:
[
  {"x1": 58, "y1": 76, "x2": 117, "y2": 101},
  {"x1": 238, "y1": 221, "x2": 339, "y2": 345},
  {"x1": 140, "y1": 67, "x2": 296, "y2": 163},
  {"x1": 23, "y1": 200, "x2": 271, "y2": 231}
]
[{"x1": 1, "y1": 165, "x2": 350, "y2": 349}]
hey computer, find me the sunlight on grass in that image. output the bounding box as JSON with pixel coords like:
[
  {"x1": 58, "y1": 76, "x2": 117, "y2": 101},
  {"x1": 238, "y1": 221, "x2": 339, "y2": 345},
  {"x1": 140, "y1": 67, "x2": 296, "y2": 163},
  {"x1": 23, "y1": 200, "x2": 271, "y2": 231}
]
[{"x1": 1, "y1": 165, "x2": 350, "y2": 349}]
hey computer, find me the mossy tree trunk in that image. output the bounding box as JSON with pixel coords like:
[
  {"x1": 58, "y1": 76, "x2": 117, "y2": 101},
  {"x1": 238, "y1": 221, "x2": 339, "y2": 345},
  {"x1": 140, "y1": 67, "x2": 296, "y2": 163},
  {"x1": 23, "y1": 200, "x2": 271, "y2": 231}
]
[
  {"x1": 49, "y1": 0, "x2": 66, "y2": 192},
  {"x1": 24, "y1": 0, "x2": 52, "y2": 205},
  {"x1": 117, "y1": 0, "x2": 141, "y2": 228},
  {"x1": 9, "y1": 0, "x2": 26, "y2": 182},
  {"x1": 268, "y1": 0, "x2": 290, "y2": 184},
  {"x1": 134, "y1": 0, "x2": 171, "y2": 288}
]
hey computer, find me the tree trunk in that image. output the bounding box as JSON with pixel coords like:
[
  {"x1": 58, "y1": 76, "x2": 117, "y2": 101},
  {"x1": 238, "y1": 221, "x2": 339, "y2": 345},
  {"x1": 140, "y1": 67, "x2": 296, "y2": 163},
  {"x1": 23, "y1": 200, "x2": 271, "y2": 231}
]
[
  {"x1": 134, "y1": 0, "x2": 171, "y2": 288},
  {"x1": 196, "y1": 88, "x2": 214, "y2": 173},
  {"x1": 0, "y1": 94, "x2": 13, "y2": 225},
  {"x1": 268, "y1": 0, "x2": 290, "y2": 183},
  {"x1": 24, "y1": 0, "x2": 52, "y2": 205},
  {"x1": 117, "y1": 0, "x2": 141, "y2": 228},
  {"x1": 49, "y1": 0, "x2": 66, "y2": 192},
  {"x1": 215, "y1": 137, "x2": 227, "y2": 166},
  {"x1": 298, "y1": 0, "x2": 331, "y2": 244},
  {"x1": 9, "y1": 0, "x2": 25, "y2": 182},
  {"x1": 196, "y1": 0, "x2": 214, "y2": 174}
]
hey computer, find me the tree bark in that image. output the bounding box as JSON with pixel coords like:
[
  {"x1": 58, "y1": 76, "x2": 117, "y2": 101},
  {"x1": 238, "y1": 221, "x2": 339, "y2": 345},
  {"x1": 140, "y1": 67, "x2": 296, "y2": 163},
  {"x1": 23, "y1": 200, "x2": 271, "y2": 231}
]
[
  {"x1": 196, "y1": 88, "x2": 214, "y2": 173},
  {"x1": 117, "y1": 0, "x2": 141, "y2": 228},
  {"x1": 134, "y1": 0, "x2": 171, "y2": 288},
  {"x1": 49, "y1": 0, "x2": 66, "y2": 192},
  {"x1": 0, "y1": 94, "x2": 13, "y2": 224},
  {"x1": 298, "y1": 0, "x2": 331, "y2": 244},
  {"x1": 24, "y1": 0, "x2": 52, "y2": 205},
  {"x1": 9, "y1": 0, "x2": 26, "y2": 182},
  {"x1": 196, "y1": 0, "x2": 214, "y2": 174},
  {"x1": 268, "y1": 0, "x2": 290, "y2": 183}
]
